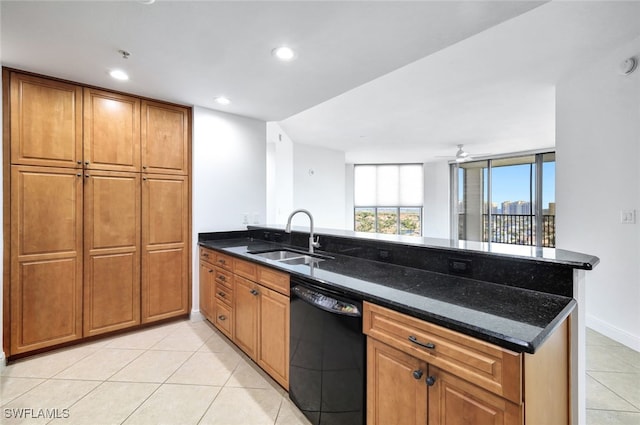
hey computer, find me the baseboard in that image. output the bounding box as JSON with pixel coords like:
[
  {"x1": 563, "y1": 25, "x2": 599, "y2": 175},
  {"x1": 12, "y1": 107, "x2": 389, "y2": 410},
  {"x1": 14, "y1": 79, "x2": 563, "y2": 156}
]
[
  {"x1": 0, "y1": 351, "x2": 6, "y2": 371},
  {"x1": 586, "y1": 314, "x2": 640, "y2": 351},
  {"x1": 190, "y1": 310, "x2": 205, "y2": 322}
]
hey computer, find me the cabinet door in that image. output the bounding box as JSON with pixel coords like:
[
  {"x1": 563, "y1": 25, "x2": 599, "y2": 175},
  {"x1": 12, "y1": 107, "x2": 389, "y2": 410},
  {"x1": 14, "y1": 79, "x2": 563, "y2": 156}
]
[
  {"x1": 84, "y1": 170, "x2": 140, "y2": 336},
  {"x1": 141, "y1": 100, "x2": 189, "y2": 175},
  {"x1": 10, "y1": 72, "x2": 83, "y2": 168},
  {"x1": 10, "y1": 166, "x2": 83, "y2": 354},
  {"x1": 83, "y1": 88, "x2": 140, "y2": 172},
  {"x1": 141, "y1": 174, "x2": 189, "y2": 323},
  {"x1": 367, "y1": 338, "x2": 427, "y2": 425},
  {"x1": 428, "y1": 366, "x2": 522, "y2": 425},
  {"x1": 199, "y1": 262, "x2": 214, "y2": 321},
  {"x1": 258, "y1": 285, "x2": 289, "y2": 389},
  {"x1": 233, "y1": 276, "x2": 259, "y2": 358}
]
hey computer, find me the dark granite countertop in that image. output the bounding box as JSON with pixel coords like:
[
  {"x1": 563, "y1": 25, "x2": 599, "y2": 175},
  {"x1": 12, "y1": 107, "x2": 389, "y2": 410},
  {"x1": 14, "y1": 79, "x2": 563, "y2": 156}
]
[{"x1": 199, "y1": 237, "x2": 576, "y2": 354}]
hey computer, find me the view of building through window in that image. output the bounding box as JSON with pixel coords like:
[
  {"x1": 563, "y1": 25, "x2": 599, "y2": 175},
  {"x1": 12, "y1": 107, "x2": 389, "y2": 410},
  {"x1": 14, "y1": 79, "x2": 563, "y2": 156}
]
[
  {"x1": 455, "y1": 152, "x2": 555, "y2": 247},
  {"x1": 354, "y1": 164, "x2": 423, "y2": 236}
]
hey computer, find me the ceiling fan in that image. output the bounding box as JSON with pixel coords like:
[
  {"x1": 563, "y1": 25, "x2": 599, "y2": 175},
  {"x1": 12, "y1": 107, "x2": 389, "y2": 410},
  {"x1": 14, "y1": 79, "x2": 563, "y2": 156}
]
[{"x1": 437, "y1": 144, "x2": 488, "y2": 163}]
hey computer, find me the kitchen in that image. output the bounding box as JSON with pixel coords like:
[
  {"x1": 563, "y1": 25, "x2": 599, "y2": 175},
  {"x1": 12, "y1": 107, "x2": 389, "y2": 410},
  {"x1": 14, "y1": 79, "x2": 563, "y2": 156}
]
[{"x1": 1, "y1": 1, "x2": 639, "y2": 425}]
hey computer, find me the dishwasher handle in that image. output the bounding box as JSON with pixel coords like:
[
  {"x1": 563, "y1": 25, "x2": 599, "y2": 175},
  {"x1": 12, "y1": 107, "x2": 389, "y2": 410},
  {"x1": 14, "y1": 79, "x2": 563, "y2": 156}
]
[{"x1": 291, "y1": 285, "x2": 362, "y2": 317}]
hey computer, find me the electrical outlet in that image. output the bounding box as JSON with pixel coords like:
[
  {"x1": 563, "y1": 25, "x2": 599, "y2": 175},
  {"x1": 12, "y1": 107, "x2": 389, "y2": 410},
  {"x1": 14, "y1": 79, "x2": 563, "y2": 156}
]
[{"x1": 620, "y1": 210, "x2": 636, "y2": 224}]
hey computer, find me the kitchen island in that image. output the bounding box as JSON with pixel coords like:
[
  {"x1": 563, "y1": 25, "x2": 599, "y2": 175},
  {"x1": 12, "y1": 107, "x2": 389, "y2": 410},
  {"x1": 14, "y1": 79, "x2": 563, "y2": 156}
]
[{"x1": 198, "y1": 226, "x2": 598, "y2": 425}]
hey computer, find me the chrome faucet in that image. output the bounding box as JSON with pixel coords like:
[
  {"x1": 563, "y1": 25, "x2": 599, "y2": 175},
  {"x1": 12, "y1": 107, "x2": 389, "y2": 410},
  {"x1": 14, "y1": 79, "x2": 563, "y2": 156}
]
[{"x1": 285, "y1": 209, "x2": 320, "y2": 254}]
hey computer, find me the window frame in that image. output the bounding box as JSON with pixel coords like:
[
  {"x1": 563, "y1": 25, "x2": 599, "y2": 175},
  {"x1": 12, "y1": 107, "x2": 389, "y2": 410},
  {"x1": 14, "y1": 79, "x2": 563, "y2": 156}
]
[
  {"x1": 450, "y1": 151, "x2": 555, "y2": 248},
  {"x1": 353, "y1": 163, "x2": 424, "y2": 237}
]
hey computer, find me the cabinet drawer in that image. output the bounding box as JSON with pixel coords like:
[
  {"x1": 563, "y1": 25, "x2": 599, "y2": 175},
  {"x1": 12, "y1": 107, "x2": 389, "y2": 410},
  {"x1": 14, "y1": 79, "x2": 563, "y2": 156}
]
[
  {"x1": 214, "y1": 302, "x2": 233, "y2": 338},
  {"x1": 215, "y1": 285, "x2": 233, "y2": 306},
  {"x1": 234, "y1": 257, "x2": 258, "y2": 280},
  {"x1": 200, "y1": 247, "x2": 215, "y2": 264},
  {"x1": 214, "y1": 267, "x2": 233, "y2": 290},
  {"x1": 363, "y1": 302, "x2": 522, "y2": 403},
  {"x1": 257, "y1": 265, "x2": 290, "y2": 296},
  {"x1": 215, "y1": 252, "x2": 233, "y2": 271}
]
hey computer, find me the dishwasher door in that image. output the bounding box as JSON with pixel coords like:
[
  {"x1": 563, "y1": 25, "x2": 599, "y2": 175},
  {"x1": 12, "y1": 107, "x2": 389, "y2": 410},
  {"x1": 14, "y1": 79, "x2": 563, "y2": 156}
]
[{"x1": 289, "y1": 278, "x2": 365, "y2": 425}]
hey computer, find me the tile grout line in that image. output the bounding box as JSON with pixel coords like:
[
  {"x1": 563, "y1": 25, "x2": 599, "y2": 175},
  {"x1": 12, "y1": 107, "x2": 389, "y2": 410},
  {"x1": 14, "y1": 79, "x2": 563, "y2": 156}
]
[{"x1": 587, "y1": 371, "x2": 640, "y2": 412}]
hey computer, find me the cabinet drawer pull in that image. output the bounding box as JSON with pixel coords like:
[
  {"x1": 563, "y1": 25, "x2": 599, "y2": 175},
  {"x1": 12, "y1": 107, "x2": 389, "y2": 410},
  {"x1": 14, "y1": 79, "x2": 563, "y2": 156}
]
[
  {"x1": 426, "y1": 376, "x2": 436, "y2": 387},
  {"x1": 203, "y1": 253, "x2": 209, "y2": 258},
  {"x1": 218, "y1": 259, "x2": 226, "y2": 265},
  {"x1": 218, "y1": 315, "x2": 226, "y2": 321},
  {"x1": 208, "y1": 269, "x2": 213, "y2": 273},
  {"x1": 250, "y1": 289, "x2": 259, "y2": 296},
  {"x1": 218, "y1": 291, "x2": 226, "y2": 297},
  {"x1": 408, "y1": 335, "x2": 435, "y2": 349},
  {"x1": 218, "y1": 275, "x2": 226, "y2": 281},
  {"x1": 412, "y1": 369, "x2": 423, "y2": 380}
]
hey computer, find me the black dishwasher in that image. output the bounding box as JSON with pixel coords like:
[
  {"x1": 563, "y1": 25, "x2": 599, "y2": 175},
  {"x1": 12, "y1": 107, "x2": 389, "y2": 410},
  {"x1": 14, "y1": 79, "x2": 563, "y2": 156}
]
[{"x1": 289, "y1": 277, "x2": 365, "y2": 425}]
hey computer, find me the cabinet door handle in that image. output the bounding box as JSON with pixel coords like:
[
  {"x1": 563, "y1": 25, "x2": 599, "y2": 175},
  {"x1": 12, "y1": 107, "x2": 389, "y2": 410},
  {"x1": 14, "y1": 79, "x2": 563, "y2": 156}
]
[
  {"x1": 426, "y1": 376, "x2": 436, "y2": 387},
  {"x1": 218, "y1": 315, "x2": 226, "y2": 321},
  {"x1": 85, "y1": 174, "x2": 90, "y2": 178},
  {"x1": 208, "y1": 269, "x2": 213, "y2": 273},
  {"x1": 76, "y1": 173, "x2": 82, "y2": 177},
  {"x1": 77, "y1": 160, "x2": 82, "y2": 165},
  {"x1": 408, "y1": 335, "x2": 435, "y2": 349},
  {"x1": 250, "y1": 289, "x2": 259, "y2": 296},
  {"x1": 412, "y1": 369, "x2": 423, "y2": 380},
  {"x1": 84, "y1": 161, "x2": 90, "y2": 166}
]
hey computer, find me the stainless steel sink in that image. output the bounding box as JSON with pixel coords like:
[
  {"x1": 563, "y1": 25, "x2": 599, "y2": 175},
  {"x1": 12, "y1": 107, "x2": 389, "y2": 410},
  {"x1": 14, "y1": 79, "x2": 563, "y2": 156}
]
[
  {"x1": 247, "y1": 249, "x2": 331, "y2": 264},
  {"x1": 251, "y1": 250, "x2": 307, "y2": 261}
]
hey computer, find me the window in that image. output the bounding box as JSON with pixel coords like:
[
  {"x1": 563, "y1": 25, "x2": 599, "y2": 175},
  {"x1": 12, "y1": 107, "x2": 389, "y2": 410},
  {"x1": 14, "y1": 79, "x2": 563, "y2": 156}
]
[
  {"x1": 354, "y1": 164, "x2": 423, "y2": 236},
  {"x1": 453, "y1": 152, "x2": 555, "y2": 247}
]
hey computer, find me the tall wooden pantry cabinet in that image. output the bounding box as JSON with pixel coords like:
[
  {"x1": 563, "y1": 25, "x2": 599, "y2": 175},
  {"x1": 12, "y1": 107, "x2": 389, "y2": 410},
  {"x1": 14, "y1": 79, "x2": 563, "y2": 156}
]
[{"x1": 3, "y1": 69, "x2": 192, "y2": 357}]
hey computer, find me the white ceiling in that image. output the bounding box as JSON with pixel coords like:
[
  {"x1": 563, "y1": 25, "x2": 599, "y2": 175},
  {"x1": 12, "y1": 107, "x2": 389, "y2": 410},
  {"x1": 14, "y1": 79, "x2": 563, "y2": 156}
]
[{"x1": 2, "y1": 1, "x2": 640, "y2": 163}]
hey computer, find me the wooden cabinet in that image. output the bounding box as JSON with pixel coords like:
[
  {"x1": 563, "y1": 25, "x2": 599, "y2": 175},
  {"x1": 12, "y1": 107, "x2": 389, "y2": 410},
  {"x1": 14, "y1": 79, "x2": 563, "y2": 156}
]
[
  {"x1": 364, "y1": 302, "x2": 570, "y2": 425},
  {"x1": 232, "y1": 259, "x2": 290, "y2": 389},
  {"x1": 257, "y1": 284, "x2": 290, "y2": 389},
  {"x1": 83, "y1": 170, "x2": 140, "y2": 336},
  {"x1": 5, "y1": 70, "x2": 192, "y2": 357},
  {"x1": 9, "y1": 72, "x2": 83, "y2": 168},
  {"x1": 199, "y1": 260, "x2": 214, "y2": 321},
  {"x1": 83, "y1": 88, "x2": 140, "y2": 172},
  {"x1": 141, "y1": 174, "x2": 190, "y2": 323},
  {"x1": 428, "y1": 366, "x2": 521, "y2": 425},
  {"x1": 141, "y1": 100, "x2": 189, "y2": 175},
  {"x1": 199, "y1": 250, "x2": 290, "y2": 389},
  {"x1": 367, "y1": 338, "x2": 427, "y2": 425},
  {"x1": 233, "y1": 275, "x2": 260, "y2": 358},
  {"x1": 10, "y1": 166, "x2": 83, "y2": 354}
]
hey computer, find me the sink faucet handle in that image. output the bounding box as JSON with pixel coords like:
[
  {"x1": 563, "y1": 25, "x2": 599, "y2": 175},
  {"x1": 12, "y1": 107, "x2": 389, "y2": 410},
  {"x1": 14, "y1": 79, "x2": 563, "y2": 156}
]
[{"x1": 312, "y1": 236, "x2": 320, "y2": 248}]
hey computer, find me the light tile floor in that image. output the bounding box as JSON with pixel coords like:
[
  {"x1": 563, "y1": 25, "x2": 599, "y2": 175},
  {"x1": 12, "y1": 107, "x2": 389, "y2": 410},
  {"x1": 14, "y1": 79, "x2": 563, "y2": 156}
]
[
  {"x1": 1, "y1": 320, "x2": 638, "y2": 425},
  {"x1": 0, "y1": 318, "x2": 311, "y2": 425},
  {"x1": 586, "y1": 328, "x2": 640, "y2": 425}
]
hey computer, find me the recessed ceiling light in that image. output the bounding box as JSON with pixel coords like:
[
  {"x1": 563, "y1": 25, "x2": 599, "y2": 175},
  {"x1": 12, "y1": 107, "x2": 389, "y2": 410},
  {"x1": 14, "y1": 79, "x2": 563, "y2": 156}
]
[
  {"x1": 109, "y1": 69, "x2": 129, "y2": 81},
  {"x1": 215, "y1": 96, "x2": 231, "y2": 105},
  {"x1": 272, "y1": 46, "x2": 296, "y2": 61}
]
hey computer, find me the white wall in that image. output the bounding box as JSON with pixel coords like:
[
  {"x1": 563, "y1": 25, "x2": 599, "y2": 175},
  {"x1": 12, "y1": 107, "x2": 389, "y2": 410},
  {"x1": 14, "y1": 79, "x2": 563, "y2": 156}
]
[
  {"x1": 268, "y1": 123, "x2": 347, "y2": 229},
  {"x1": 556, "y1": 36, "x2": 640, "y2": 351},
  {"x1": 266, "y1": 122, "x2": 294, "y2": 225},
  {"x1": 423, "y1": 161, "x2": 450, "y2": 239},
  {"x1": 292, "y1": 143, "x2": 346, "y2": 229},
  {"x1": 192, "y1": 106, "x2": 266, "y2": 313}
]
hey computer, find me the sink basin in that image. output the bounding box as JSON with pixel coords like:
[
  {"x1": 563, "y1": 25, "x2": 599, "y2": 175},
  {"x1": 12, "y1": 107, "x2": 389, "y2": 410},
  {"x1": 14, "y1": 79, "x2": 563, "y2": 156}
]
[
  {"x1": 251, "y1": 250, "x2": 307, "y2": 261},
  {"x1": 247, "y1": 249, "x2": 332, "y2": 264}
]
